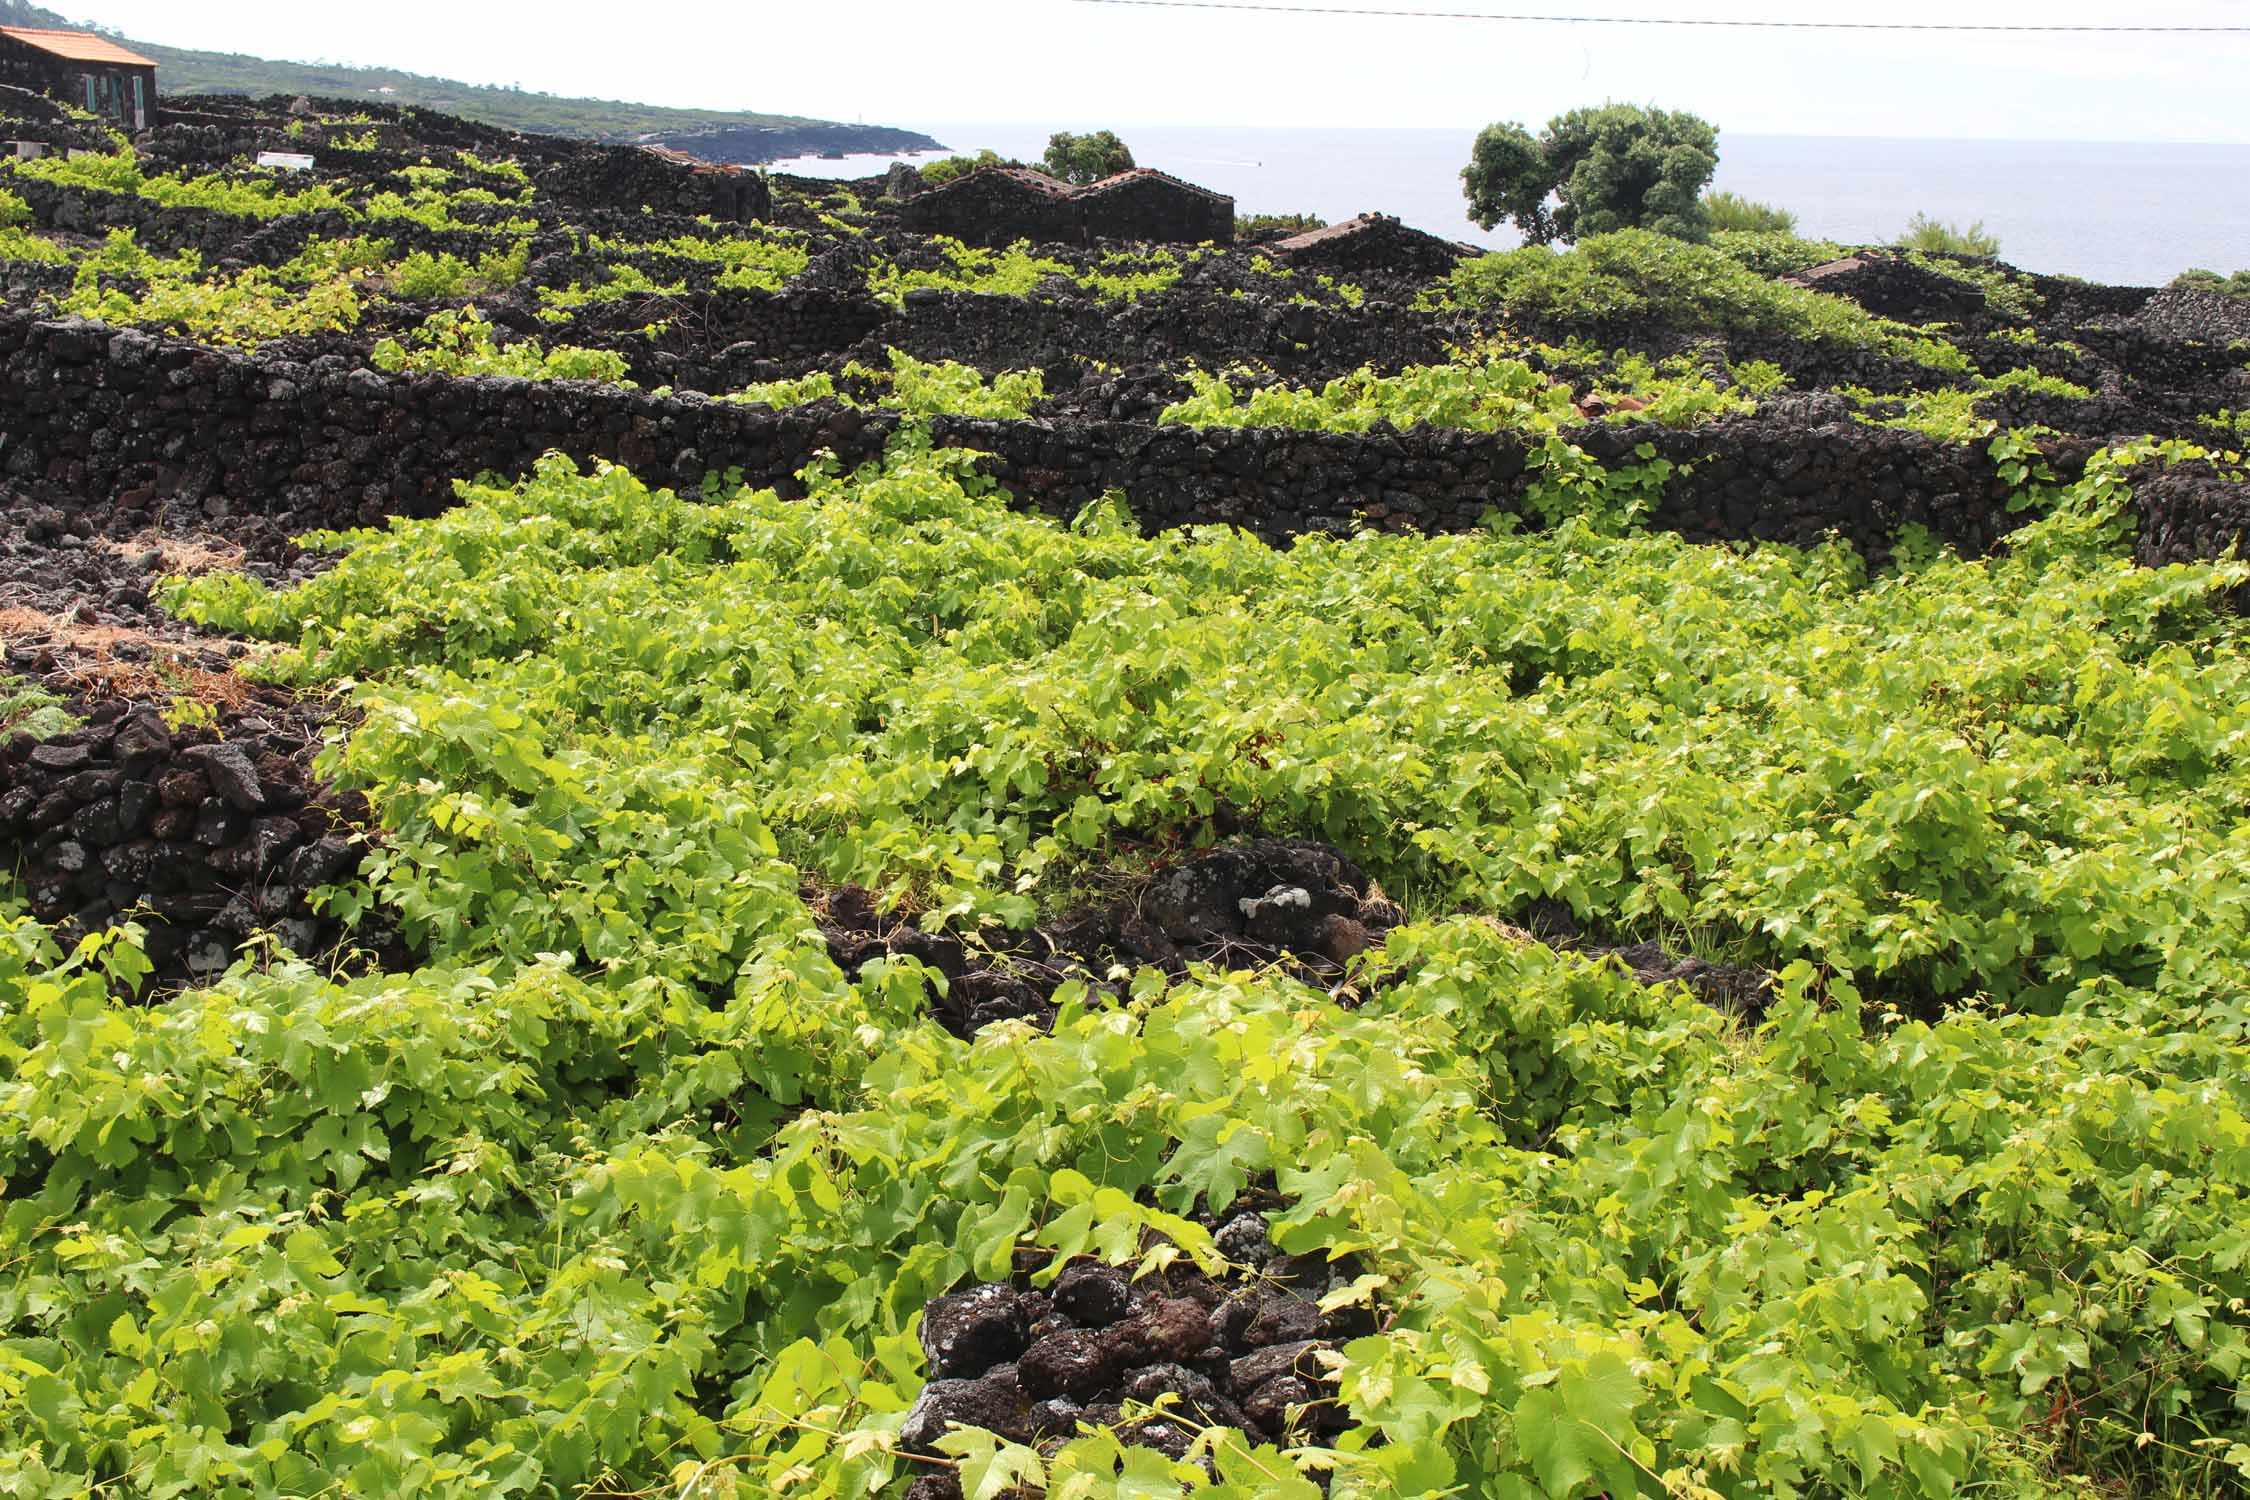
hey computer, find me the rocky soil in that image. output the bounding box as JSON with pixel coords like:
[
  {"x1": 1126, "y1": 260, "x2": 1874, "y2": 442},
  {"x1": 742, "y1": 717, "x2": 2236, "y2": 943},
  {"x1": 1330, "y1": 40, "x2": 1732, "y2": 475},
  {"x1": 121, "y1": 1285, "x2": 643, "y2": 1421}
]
[
  {"x1": 897, "y1": 1187, "x2": 1371, "y2": 1497},
  {"x1": 818, "y1": 838, "x2": 1407, "y2": 1037},
  {"x1": 818, "y1": 835, "x2": 1774, "y2": 1038},
  {"x1": 0, "y1": 691, "x2": 401, "y2": 985},
  {"x1": 0, "y1": 484, "x2": 395, "y2": 986},
  {"x1": 0, "y1": 482, "x2": 326, "y2": 692}
]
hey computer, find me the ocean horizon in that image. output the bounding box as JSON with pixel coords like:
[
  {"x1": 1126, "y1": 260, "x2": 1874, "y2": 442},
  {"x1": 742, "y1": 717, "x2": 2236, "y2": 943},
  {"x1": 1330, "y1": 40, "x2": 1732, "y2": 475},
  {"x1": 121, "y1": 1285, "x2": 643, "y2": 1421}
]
[{"x1": 763, "y1": 124, "x2": 2250, "y2": 288}]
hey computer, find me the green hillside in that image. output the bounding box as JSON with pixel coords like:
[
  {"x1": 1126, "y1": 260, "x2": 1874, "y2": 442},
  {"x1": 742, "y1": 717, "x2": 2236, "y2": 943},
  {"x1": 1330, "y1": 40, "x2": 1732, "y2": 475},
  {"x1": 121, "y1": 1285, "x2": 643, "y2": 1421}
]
[{"x1": 0, "y1": 1, "x2": 941, "y2": 156}]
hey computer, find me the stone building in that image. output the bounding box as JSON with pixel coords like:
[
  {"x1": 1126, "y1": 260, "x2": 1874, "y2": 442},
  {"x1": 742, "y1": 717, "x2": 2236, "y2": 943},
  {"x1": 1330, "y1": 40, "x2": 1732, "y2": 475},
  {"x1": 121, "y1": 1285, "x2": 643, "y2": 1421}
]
[
  {"x1": 1270, "y1": 213, "x2": 1473, "y2": 279},
  {"x1": 900, "y1": 167, "x2": 1075, "y2": 245},
  {"x1": 1075, "y1": 168, "x2": 1234, "y2": 245},
  {"x1": 902, "y1": 164, "x2": 1233, "y2": 247},
  {"x1": 0, "y1": 27, "x2": 156, "y2": 131}
]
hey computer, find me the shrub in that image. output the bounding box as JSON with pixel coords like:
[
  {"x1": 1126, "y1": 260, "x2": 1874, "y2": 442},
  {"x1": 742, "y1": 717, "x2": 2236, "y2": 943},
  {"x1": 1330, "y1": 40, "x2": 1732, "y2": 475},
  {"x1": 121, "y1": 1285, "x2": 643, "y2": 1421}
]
[
  {"x1": 1462, "y1": 103, "x2": 1719, "y2": 244},
  {"x1": 9, "y1": 150, "x2": 354, "y2": 219},
  {"x1": 1703, "y1": 189, "x2": 1797, "y2": 233},
  {"x1": 390, "y1": 249, "x2": 472, "y2": 300},
  {"x1": 455, "y1": 149, "x2": 531, "y2": 189},
  {"x1": 720, "y1": 351, "x2": 1043, "y2": 418},
  {"x1": 1709, "y1": 228, "x2": 1846, "y2": 278},
  {"x1": 1236, "y1": 211, "x2": 1326, "y2": 241},
  {"x1": 471, "y1": 240, "x2": 529, "y2": 290},
  {"x1": 0, "y1": 226, "x2": 71, "y2": 265},
  {"x1": 867, "y1": 237, "x2": 1180, "y2": 307},
  {"x1": 583, "y1": 229, "x2": 809, "y2": 293},
  {"x1": 1446, "y1": 229, "x2": 1966, "y2": 369},
  {"x1": 916, "y1": 149, "x2": 1011, "y2": 187},
  {"x1": 94, "y1": 434, "x2": 2250, "y2": 1500},
  {"x1": 275, "y1": 234, "x2": 395, "y2": 281},
  {"x1": 2172, "y1": 267, "x2": 2250, "y2": 299},
  {"x1": 0, "y1": 676, "x2": 76, "y2": 738},
  {"x1": 723, "y1": 369, "x2": 840, "y2": 409},
  {"x1": 535, "y1": 261, "x2": 685, "y2": 314},
  {"x1": 1041, "y1": 129, "x2": 1134, "y2": 186},
  {"x1": 875, "y1": 349, "x2": 1044, "y2": 419},
  {"x1": 1900, "y1": 213, "x2": 2001, "y2": 257},
  {"x1": 371, "y1": 305, "x2": 632, "y2": 382},
  {"x1": 59, "y1": 230, "x2": 363, "y2": 344},
  {"x1": 1161, "y1": 355, "x2": 1576, "y2": 434}
]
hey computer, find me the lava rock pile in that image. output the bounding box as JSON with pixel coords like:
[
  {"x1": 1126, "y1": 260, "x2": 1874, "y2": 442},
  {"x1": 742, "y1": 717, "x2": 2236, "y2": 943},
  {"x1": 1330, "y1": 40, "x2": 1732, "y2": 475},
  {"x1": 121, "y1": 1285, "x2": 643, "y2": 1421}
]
[
  {"x1": 897, "y1": 1197, "x2": 1373, "y2": 1498},
  {"x1": 818, "y1": 838, "x2": 1407, "y2": 1038},
  {"x1": 1516, "y1": 898, "x2": 1773, "y2": 1015},
  {"x1": 0, "y1": 696, "x2": 396, "y2": 986}
]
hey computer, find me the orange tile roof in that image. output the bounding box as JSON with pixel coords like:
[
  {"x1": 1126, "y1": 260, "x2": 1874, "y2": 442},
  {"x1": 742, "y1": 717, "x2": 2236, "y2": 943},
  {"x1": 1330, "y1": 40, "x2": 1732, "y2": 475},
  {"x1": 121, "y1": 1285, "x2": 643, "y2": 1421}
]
[{"x1": 0, "y1": 26, "x2": 158, "y2": 68}]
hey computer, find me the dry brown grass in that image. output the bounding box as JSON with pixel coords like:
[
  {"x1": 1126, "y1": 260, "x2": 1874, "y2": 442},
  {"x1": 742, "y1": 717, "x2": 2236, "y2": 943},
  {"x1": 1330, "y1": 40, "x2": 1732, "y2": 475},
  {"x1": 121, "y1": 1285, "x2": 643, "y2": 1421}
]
[
  {"x1": 92, "y1": 531, "x2": 250, "y2": 575},
  {"x1": 0, "y1": 604, "x2": 257, "y2": 710}
]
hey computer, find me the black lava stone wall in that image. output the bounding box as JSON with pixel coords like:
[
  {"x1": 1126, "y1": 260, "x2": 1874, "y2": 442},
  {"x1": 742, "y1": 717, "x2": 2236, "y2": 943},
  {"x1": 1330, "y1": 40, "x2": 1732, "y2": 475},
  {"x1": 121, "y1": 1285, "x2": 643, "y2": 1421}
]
[
  {"x1": 4, "y1": 309, "x2": 2238, "y2": 567},
  {"x1": 0, "y1": 700, "x2": 374, "y2": 980}
]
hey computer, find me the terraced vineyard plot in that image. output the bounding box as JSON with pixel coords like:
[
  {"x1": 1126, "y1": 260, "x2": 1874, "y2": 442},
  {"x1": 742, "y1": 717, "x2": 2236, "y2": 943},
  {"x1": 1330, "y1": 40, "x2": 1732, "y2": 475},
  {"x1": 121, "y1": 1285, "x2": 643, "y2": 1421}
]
[
  {"x1": 5, "y1": 437, "x2": 2249, "y2": 1496},
  {"x1": 5, "y1": 91, "x2": 2250, "y2": 1500}
]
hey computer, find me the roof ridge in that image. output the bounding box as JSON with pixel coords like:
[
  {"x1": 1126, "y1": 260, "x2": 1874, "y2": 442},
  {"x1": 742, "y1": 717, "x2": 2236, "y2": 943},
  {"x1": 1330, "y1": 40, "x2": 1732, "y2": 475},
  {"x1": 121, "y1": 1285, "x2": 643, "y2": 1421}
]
[
  {"x1": 1077, "y1": 166, "x2": 1230, "y2": 203},
  {"x1": 931, "y1": 163, "x2": 1229, "y2": 205}
]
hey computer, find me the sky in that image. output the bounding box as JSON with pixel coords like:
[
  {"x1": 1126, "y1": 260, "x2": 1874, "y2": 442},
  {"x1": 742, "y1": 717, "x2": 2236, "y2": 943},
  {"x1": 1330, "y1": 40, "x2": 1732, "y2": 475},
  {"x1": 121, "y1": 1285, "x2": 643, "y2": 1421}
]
[{"x1": 52, "y1": 0, "x2": 2250, "y2": 143}]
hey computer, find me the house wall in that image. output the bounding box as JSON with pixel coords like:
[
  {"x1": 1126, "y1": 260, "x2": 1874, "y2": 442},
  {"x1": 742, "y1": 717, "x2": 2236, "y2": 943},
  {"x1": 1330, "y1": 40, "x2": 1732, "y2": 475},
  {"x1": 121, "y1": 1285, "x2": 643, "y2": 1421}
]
[
  {"x1": 899, "y1": 174, "x2": 1078, "y2": 246},
  {"x1": 68, "y1": 65, "x2": 154, "y2": 129},
  {"x1": 899, "y1": 169, "x2": 1235, "y2": 247},
  {"x1": 0, "y1": 37, "x2": 62, "y2": 103}
]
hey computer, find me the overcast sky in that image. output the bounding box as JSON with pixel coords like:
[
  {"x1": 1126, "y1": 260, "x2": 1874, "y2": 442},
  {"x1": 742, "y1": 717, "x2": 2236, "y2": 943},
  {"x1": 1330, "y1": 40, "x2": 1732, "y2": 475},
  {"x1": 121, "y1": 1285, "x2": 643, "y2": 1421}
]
[{"x1": 60, "y1": 0, "x2": 2250, "y2": 143}]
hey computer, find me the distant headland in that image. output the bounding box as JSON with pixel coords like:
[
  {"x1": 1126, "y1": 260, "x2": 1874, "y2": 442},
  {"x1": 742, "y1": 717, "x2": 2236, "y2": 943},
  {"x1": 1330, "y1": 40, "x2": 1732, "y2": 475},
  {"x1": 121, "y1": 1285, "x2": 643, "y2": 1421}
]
[{"x1": 0, "y1": 0, "x2": 943, "y2": 161}]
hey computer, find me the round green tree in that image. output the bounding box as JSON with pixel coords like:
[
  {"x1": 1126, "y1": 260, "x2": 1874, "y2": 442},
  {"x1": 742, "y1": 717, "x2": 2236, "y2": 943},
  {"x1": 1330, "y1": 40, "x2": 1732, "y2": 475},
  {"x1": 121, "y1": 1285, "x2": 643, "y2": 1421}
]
[
  {"x1": 1463, "y1": 103, "x2": 1720, "y2": 244},
  {"x1": 1042, "y1": 130, "x2": 1136, "y2": 186}
]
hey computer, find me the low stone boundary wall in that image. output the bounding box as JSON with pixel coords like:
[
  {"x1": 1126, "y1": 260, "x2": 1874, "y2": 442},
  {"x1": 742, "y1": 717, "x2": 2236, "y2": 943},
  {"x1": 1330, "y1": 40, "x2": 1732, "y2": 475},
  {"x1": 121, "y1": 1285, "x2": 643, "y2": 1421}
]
[
  {"x1": 546, "y1": 281, "x2": 1484, "y2": 394},
  {"x1": 8, "y1": 179, "x2": 520, "y2": 266},
  {"x1": 2134, "y1": 461, "x2": 2250, "y2": 578},
  {"x1": 4, "y1": 312, "x2": 2242, "y2": 567},
  {"x1": 0, "y1": 700, "x2": 372, "y2": 980}
]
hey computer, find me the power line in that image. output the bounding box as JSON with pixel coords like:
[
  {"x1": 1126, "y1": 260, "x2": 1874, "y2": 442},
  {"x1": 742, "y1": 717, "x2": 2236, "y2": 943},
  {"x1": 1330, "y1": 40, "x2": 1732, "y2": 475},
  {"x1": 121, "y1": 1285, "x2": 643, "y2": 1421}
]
[{"x1": 1066, "y1": 0, "x2": 2250, "y2": 31}]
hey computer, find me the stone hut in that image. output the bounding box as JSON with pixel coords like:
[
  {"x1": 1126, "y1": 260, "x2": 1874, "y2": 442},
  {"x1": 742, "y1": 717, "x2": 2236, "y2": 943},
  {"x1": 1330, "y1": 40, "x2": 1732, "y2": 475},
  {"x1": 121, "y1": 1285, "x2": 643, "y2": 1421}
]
[
  {"x1": 531, "y1": 142, "x2": 771, "y2": 223},
  {"x1": 1074, "y1": 168, "x2": 1233, "y2": 244},
  {"x1": 900, "y1": 166, "x2": 1076, "y2": 245},
  {"x1": 1270, "y1": 213, "x2": 1472, "y2": 279},
  {"x1": 901, "y1": 164, "x2": 1233, "y2": 247},
  {"x1": 1786, "y1": 253, "x2": 1987, "y2": 325},
  {"x1": 0, "y1": 27, "x2": 156, "y2": 131}
]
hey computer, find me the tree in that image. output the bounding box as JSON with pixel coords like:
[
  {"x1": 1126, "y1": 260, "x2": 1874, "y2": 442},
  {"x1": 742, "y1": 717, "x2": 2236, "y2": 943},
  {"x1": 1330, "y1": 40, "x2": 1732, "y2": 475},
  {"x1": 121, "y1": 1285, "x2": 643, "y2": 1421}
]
[
  {"x1": 1042, "y1": 130, "x2": 1135, "y2": 186},
  {"x1": 918, "y1": 149, "x2": 1012, "y2": 188},
  {"x1": 1462, "y1": 104, "x2": 1719, "y2": 245}
]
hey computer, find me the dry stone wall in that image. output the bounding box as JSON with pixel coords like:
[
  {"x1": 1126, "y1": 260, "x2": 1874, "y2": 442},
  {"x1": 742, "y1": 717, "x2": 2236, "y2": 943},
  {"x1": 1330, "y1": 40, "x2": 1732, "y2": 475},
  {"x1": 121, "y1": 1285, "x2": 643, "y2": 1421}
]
[
  {"x1": 4, "y1": 305, "x2": 2246, "y2": 988},
  {"x1": 0, "y1": 698, "x2": 378, "y2": 980},
  {"x1": 0, "y1": 310, "x2": 2124, "y2": 566},
  {"x1": 2133, "y1": 460, "x2": 2250, "y2": 583}
]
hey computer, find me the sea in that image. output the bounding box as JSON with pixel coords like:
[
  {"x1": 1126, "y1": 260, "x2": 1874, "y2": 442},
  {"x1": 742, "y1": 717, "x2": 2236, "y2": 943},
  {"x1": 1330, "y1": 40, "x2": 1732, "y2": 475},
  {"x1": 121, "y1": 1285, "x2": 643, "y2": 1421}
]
[{"x1": 763, "y1": 125, "x2": 2250, "y2": 289}]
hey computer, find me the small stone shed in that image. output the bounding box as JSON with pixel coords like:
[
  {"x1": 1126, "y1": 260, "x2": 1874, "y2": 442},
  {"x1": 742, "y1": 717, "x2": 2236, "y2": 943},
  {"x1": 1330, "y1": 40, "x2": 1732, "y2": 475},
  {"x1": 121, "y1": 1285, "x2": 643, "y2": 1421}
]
[
  {"x1": 1074, "y1": 168, "x2": 1234, "y2": 244},
  {"x1": 902, "y1": 164, "x2": 1233, "y2": 247},
  {"x1": 0, "y1": 27, "x2": 156, "y2": 131},
  {"x1": 1270, "y1": 213, "x2": 1473, "y2": 279}
]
